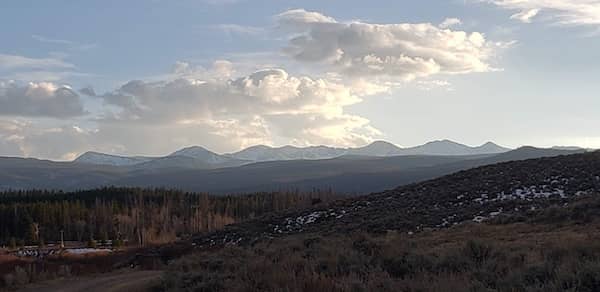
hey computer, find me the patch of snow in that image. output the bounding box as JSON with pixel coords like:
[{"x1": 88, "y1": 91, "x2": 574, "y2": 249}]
[
  {"x1": 489, "y1": 209, "x2": 502, "y2": 217},
  {"x1": 65, "y1": 248, "x2": 112, "y2": 255},
  {"x1": 74, "y1": 152, "x2": 152, "y2": 166}
]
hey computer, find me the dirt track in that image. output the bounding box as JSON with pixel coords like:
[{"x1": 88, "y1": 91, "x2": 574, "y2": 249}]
[{"x1": 18, "y1": 270, "x2": 162, "y2": 292}]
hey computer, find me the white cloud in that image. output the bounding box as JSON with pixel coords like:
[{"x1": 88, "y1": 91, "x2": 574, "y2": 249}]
[
  {"x1": 93, "y1": 67, "x2": 381, "y2": 152},
  {"x1": 21, "y1": 125, "x2": 93, "y2": 161},
  {"x1": 79, "y1": 86, "x2": 96, "y2": 97},
  {"x1": 416, "y1": 79, "x2": 454, "y2": 91},
  {"x1": 171, "y1": 60, "x2": 235, "y2": 80},
  {"x1": 276, "y1": 9, "x2": 501, "y2": 81},
  {"x1": 213, "y1": 24, "x2": 266, "y2": 36},
  {"x1": 439, "y1": 18, "x2": 463, "y2": 28},
  {"x1": 510, "y1": 9, "x2": 541, "y2": 23},
  {"x1": 268, "y1": 113, "x2": 381, "y2": 147},
  {"x1": 32, "y1": 35, "x2": 97, "y2": 51},
  {"x1": 9, "y1": 62, "x2": 386, "y2": 158},
  {"x1": 90, "y1": 119, "x2": 271, "y2": 157},
  {"x1": 0, "y1": 9, "x2": 514, "y2": 159},
  {"x1": 0, "y1": 54, "x2": 74, "y2": 71},
  {"x1": 0, "y1": 120, "x2": 27, "y2": 157},
  {"x1": 0, "y1": 53, "x2": 83, "y2": 82},
  {"x1": 489, "y1": 0, "x2": 600, "y2": 27},
  {"x1": 32, "y1": 34, "x2": 75, "y2": 46},
  {"x1": 6, "y1": 71, "x2": 91, "y2": 82},
  {"x1": 277, "y1": 9, "x2": 337, "y2": 27},
  {"x1": 0, "y1": 119, "x2": 93, "y2": 160},
  {"x1": 0, "y1": 81, "x2": 86, "y2": 118}
]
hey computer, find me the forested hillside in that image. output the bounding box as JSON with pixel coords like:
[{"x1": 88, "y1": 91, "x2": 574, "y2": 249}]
[{"x1": 0, "y1": 188, "x2": 340, "y2": 247}]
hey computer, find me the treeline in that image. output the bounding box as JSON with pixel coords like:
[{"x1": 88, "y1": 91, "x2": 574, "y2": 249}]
[{"x1": 0, "y1": 187, "x2": 341, "y2": 247}]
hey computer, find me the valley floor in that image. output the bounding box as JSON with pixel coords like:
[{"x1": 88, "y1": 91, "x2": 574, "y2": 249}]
[{"x1": 17, "y1": 270, "x2": 162, "y2": 292}]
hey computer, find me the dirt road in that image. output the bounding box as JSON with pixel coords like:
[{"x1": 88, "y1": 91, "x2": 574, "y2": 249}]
[{"x1": 18, "y1": 270, "x2": 163, "y2": 292}]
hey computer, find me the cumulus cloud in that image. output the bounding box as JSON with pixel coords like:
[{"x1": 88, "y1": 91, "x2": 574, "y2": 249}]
[
  {"x1": 0, "y1": 81, "x2": 86, "y2": 118},
  {"x1": 277, "y1": 9, "x2": 337, "y2": 27},
  {"x1": 20, "y1": 125, "x2": 92, "y2": 161},
  {"x1": 79, "y1": 86, "x2": 97, "y2": 97},
  {"x1": 171, "y1": 60, "x2": 235, "y2": 80},
  {"x1": 489, "y1": 0, "x2": 600, "y2": 27},
  {"x1": 0, "y1": 119, "x2": 93, "y2": 160},
  {"x1": 0, "y1": 120, "x2": 26, "y2": 157},
  {"x1": 439, "y1": 18, "x2": 463, "y2": 28},
  {"x1": 93, "y1": 67, "x2": 380, "y2": 150},
  {"x1": 267, "y1": 113, "x2": 381, "y2": 147},
  {"x1": 12, "y1": 65, "x2": 385, "y2": 159},
  {"x1": 276, "y1": 9, "x2": 500, "y2": 81},
  {"x1": 0, "y1": 9, "x2": 513, "y2": 159},
  {"x1": 91, "y1": 116, "x2": 272, "y2": 156}
]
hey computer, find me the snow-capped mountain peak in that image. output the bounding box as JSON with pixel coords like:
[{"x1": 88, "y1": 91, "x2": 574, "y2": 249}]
[
  {"x1": 229, "y1": 145, "x2": 346, "y2": 161},
  {"x1": 169, "y1": 146, "x2": 233, "y2": 164},
  {"x1": 347, "y1": 141, "x2": 403, "y2": 156},
  {"x1": 74, "y1": 152, "x2": 153, "y2": 166}
]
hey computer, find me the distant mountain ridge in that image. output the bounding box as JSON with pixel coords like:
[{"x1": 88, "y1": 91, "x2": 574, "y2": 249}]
[
  {"x1": 399, "y1": 140, "x2": 510, "y2": 156},
  {"x1": 68, "y1": 140, "x2": 597, "y2": 170},
  {"x1": 75, "y1": 146, "x2": 249, "y2": 169},
  {"x1": 70, "y1": 140, "x2": 514, "y2": 168},
  {"x1": 228, "y1": 145, "x2": 347, "y2": 162},
  {"x1": 170, "y1": 146, "x2": 235, "y2": 164},
  {"x1": 74, "y1": 139, "x2": 513, "y2": 167},
  {"x1": 74, "y1": 152, "x2": 155, "y2": 166},
  {"x1": 227, "y1": 140, "x2": 511, "y2": 162},
  {"x1": 0, "y1": 146, "x2": 586, "y2": 194}
]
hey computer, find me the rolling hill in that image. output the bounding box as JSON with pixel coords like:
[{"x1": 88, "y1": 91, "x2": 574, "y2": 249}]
[{"x1": 191, "y1": 149, "x2": 600, "y2": 246}]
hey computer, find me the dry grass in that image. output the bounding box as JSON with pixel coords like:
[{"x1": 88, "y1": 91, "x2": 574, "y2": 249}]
[{"x1": 161, "y1": 220, "x2": 600, "y2": 292}]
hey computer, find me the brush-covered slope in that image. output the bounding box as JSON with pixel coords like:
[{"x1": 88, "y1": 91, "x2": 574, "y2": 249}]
[{"x1": 194, "y1": 150, "x2": 600, "y2": 245}]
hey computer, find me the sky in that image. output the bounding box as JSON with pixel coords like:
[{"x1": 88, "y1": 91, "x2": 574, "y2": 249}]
[{"x1": 1, "y1": 0, "x2": 600, "y2": 160}]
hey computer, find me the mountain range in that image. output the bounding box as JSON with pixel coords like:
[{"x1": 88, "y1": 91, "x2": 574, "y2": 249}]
[
  {"x1": 74, "y1": 140, "x2": 511, "y2": 168},
  {"x1": 0, "y1": 145, "x2": 585, "y2": 194}
]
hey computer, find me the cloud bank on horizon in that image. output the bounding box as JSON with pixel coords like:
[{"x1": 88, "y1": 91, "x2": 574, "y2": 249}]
[{"x1": 1, "y1": 1, "x2": 599, "y2": 160}]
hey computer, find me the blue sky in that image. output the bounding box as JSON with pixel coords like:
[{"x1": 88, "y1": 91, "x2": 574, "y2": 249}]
[{"x1": 1, "y1": 0, "x2": 600, "y2": 159}]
